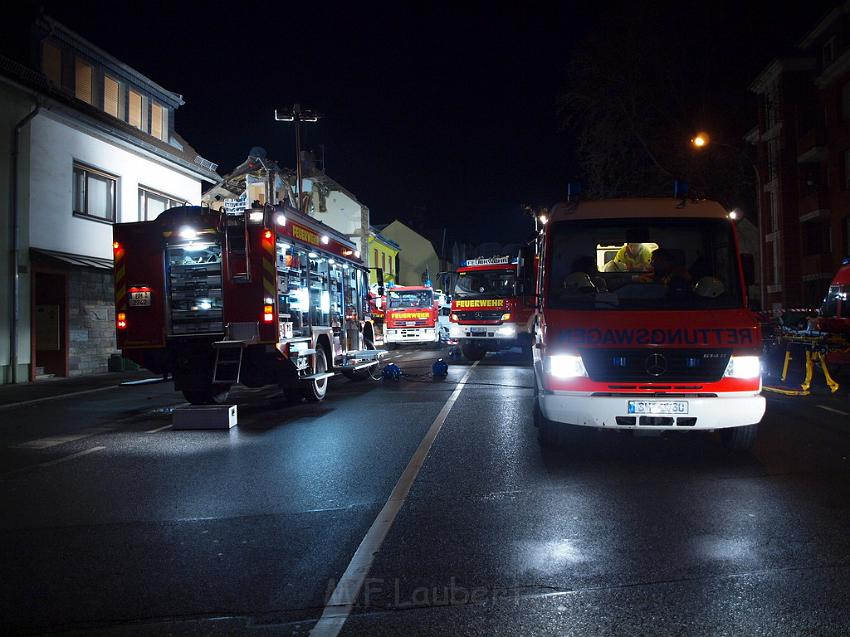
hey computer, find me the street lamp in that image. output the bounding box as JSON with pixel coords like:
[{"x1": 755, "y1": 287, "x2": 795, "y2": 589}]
[{"x1": 274, "y1": 104, "x2": 322, "y2": 211}]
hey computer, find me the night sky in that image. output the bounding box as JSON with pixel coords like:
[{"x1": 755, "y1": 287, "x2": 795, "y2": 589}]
[{"x1": 26, "y1": 1, "x2": 841, "y2": 247}]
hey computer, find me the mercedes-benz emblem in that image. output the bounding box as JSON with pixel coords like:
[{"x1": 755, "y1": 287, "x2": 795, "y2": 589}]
[{"x1": 645, "y1": 353, "x2": 667, "y2": 376}]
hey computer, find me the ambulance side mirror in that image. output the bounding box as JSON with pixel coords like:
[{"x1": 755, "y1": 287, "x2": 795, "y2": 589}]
[{"x1": 740, "y1": 253, "x2": 755, "y2": 287}]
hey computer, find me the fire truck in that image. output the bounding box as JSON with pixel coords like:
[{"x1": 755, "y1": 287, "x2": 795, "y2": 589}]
[
  {"x1": 448, "y1": 255, "x2": 536, "y2": 360},
  {"x1": 384, "y1": 285, "x2": 440, "y2": 347},
  {"x1": 113, "y1": 204, "x2": 385, "y2": 404},
  {"x1": 532, "y1": 197, "x2": 765, "y2": 451}
]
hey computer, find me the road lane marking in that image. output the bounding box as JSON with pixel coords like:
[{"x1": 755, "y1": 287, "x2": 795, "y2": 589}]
[
  {"x1": 311, "y1": 361, "x2": 479, "y2": 637},
  {"x1": 11, "y1": 427, "x2": 111, "y2": 449},
  {"x1": 817, "y1": 405, "x2": 850, "y2": 416},
  {"x1": 0, "y1": 385, "x2": 119, "y2": 411},
  {"x1": 38, "y1": 446, "x2": 105, "y2": 467},
  {"x1": 145, "y1": 424, "x2": 172, "y2": 433}
]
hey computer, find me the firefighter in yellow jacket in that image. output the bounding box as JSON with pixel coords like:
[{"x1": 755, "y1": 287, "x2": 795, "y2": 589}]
[{"x1": 607, "y1": 242, "x2": 653, "y2": 272}]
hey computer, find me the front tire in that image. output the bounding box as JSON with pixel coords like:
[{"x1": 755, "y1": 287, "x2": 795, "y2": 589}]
[
  {"x1": 535, "y1": 400, "x2": 562, "y2": 447},
  {"x1": 304, "y1": 346, "x2": 330, "y2": 402},
  {"x1": 461, "y1": 341, "x2": 487, "y2": 361},
  {"x1": 721, "y1": 423, "x2": 758, "y2": 451}
]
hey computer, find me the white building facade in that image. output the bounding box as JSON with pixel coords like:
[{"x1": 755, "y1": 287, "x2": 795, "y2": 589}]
[{"x1": 0, "y1": 17, "x2": 219, "y2": 383}]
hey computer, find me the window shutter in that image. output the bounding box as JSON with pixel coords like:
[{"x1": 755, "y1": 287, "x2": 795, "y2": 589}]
[
  {"x1": 104, "y1": 76, "x2": 119, "y2": 118},
  {"x1": 75, "y1": 59, "x2": 92, "y2": 104},
  {"x1": 151, "y1": 103, "x2": 163, "y2": 140},
  {"x1": 129, "y1": 90, "x2": 142, "y2": 129},
  {"x1": 161, "y1": 107, "x2": 169, "y2": 141},
  {"x1": 42, "y1": 41, "x2": 61, "y2": 86}
]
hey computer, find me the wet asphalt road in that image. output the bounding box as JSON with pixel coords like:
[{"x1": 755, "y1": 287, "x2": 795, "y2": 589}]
[{"x1": 2, "y1": 346, "x2": 850, "y2": 635}]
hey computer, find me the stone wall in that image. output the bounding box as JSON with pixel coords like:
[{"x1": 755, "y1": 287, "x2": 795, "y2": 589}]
[{"x1": 68, "y1": 268, "x2": 119, "y2": 376}]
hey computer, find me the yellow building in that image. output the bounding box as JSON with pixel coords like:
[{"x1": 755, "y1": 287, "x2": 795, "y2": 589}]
[{"x1": 368, "y1": 227, "x2": 400, "y2": 286}]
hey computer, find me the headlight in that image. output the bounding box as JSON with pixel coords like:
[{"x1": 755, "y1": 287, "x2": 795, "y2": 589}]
[
  {"x1": 724, "y1": 355, "x2": 760, "y2": 379},
  {"x1": 501, "y1": 313, "x2": 511, "y2": 321},
  {"x1": 451, "y1": 313, "x2": 459, "y2": 322},
  {"x1": 548, "y1": 354, "x2": 587, "y2": 379},
  {"x1": 497, "y1": 325, "x2": 516, "y2": 337}
]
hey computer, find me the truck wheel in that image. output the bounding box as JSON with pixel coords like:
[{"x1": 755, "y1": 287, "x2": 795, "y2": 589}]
[
  {"x1": 721, "y1": 423, "x2": 758, "y2": 451},
  {"x1": 461, "y1": 341, "x2": 487, "y2": 361},
  {"x1": 182, "y1": 387, "x2": 230, "y2": 405},
  {"x1": 385, "y1": 342, "x2": 398, "y2": 351},
  {"x1": 535, "y1": 400, "x2": 561, "y2": 447},
  {"x1": 304, "y1": 347, "x2": 329, "y2": 402}
]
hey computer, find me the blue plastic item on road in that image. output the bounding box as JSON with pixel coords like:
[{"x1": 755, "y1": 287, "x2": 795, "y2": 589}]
[
  {"x1": 432, "y1": 359, "x2": 449, "y2": 378},
  {"x1": 382, "y1": 363, "x2": 402, "y2": 381}
]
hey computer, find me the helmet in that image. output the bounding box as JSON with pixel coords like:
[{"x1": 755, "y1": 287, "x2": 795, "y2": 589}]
[
  {"x1": 694, "y1": 277, "x2": 724, "y2": 298},
  {"x1": 562, "y1": 272, "x2": 596, "y2": 293}
]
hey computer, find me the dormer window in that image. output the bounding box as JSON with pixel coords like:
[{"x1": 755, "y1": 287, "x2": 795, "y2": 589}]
[
  {"x1": 103, "y1": 75, "x2": 121, "y2": 118},
  {"x1": 75, "y1": 58, "x2": 93, "y2": 104},
  {"x1": 823, "y1": 37, "x2": 836, "y2": 69},
  {"x1": 151, "y1": 102, "x2": 168, "y2": 142},
  {"x1": 42, "y1": 40, "x2": 61, "y2": 86},
  {"x1": 129, "y1": 89, "x2": 145, "y2": 131}
]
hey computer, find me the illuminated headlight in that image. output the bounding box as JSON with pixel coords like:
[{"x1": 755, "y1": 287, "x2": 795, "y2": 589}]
[
  {"x1": 275, "y1": 213, "x2": 286, "y2": 226},
  {"x1": 548, "y1": 354, "x2": 587, "y2": 379},
  {"x1": 449, "y1": 325, "x2": 462, "y2": 338},
  {"x1": 501, "y1": 313, "x2": 511, "y2": 321},
  {"x1": 178, "y1": 226, "x2": 197, "y2": 239},
  {"x1": 497, "y1": 325, "x2": 516, "y2": 337},
  {"x1": 451, "y1": 313, "x2": 459, "y2": 322},
  {"x1": 724, "y1": 355, "x2": 761, "y2": 379},
  {"x1": 248, "y1": 211, "x2": 264, "y2": 223}
]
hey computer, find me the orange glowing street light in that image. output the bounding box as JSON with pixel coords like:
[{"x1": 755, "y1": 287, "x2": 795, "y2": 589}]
[{"x1": 691, "y1": 132, "x2": 710, "y2": 148}]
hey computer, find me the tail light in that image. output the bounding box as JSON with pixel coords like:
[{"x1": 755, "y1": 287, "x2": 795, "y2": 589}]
[
  {"x1": 263, "y1": 304, "x2": 274, "y2": 323},
  {"x1": 117, "y1": 312, "x2": 127, "y2": 330}
]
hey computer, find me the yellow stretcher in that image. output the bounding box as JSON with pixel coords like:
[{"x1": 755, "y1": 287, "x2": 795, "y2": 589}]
[{"x1": 763, "y1": 334, "x2": 840, "y2": 396}]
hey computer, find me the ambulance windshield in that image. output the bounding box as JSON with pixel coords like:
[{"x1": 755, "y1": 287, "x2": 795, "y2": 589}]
[
  {"x1": 548, "y1": 217, "x2": 744, "y2": 310},
  {"x1": 455, "y1": 269, "x2": 517, "y2": 297},
  {"x1": 388, "y1": 289, "x2": 433, "y2": 309}
]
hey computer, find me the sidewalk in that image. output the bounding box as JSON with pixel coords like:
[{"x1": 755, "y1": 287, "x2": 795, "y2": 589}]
[{"x1": 0, "y1": 370, "x2": 161, "y2": 408}]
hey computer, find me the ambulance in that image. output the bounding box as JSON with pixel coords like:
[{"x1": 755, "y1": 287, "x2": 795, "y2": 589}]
[{"x1": 532, "y1": 197, "x2": 765, "y2": 450}]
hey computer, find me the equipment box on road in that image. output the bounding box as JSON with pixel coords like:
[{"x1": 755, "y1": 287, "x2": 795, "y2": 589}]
[{"x1": 172, "y1": 404, "x2": 237, "y2": 429}]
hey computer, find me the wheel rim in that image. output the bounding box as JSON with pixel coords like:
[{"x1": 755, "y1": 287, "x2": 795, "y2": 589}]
[{"x1": 314, "y1": 350, "x2": 328, "y2": 395}]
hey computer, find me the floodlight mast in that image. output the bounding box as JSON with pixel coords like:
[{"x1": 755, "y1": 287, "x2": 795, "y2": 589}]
[{"x1": 274, "y1": 104, "x2": 322, "y2": 211}]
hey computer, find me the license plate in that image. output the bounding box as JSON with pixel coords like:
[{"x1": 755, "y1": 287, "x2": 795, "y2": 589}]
[
  {"x1": 129, "y1": 291, "x2": 151, "y2": 307},
  {"x1": 470, "y1": 328, "x2": 486, "y2": 335},
  {"x1": 628, "y1": 400, "x2": 688, "y2": 415},
  {"x1": 406, "y1": 321, "x2": 417, "y2": 326}
]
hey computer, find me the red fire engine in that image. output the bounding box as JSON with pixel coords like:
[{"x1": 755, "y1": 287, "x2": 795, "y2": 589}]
[
  {"x1": 449, "y1": 255, "x2": 536, "y2": 360},
  {"x1": 384, "y1": 285, "x2": 440, "y2": 347},
  {"x1": 113, "y1": 204, "x2": 385, "y2": 404},
  {"x1": 532, "y1": 197, "x2": 765, "y2": 450}
]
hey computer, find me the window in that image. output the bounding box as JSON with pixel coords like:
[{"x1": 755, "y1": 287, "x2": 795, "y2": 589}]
[
  {"x1": 42, "y1": 40, "x2": 61, "y2": 86},
  {"x1": 823, "y1": 37, "x2": 836, "y2": 68},
  {"x1": 803, "y1": 221, "x2": 830, "y2": 256},
  {"x1": 129, "y1": 90, "x2": 143, "y2": 130},
  {"x1": 382, "y1": 252, "x2": 386, "y2": 271},
  {"x1": 73, "y1": 163, "x2": 116, "y2": 222},
  {"x1": 139, "y1": 187, "x2": 185, "y2": 220},
  {"x1": 151, "y1": 102, "x2": 168, "y2": 141},
  {"x1": 374, "y1": 248, "x2": 379, "y2": 269},
  {"x1": 104, "y1": 75, "x2": 120, "y2": 118},
  {"x1": 388, "y1": 254, "x2": 393, "y2": 274},
  {"x1": 75, "y1": 58, "x2": 92, "y2": 104}
]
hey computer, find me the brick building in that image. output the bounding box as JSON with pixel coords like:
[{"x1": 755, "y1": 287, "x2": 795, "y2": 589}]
[{"x1": 750, "y1": 2, "x2": 850, "y2": 310}]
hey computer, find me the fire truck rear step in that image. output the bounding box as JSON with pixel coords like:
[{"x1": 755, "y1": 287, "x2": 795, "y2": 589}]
[
  {"x1": 212, "y1": 340, "x2": 245, "y2": 384},
  {"x1": 300, "y1": 372, "x2": 335, "y2": 381}
]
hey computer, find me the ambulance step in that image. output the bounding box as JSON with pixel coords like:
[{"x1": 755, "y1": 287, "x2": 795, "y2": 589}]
[
  {"x1": 212, "y1": 343, "x2": 244, "y2": 384},
  {"x1": 300, "y1": 372, "x2": 335, "y2": 382}
]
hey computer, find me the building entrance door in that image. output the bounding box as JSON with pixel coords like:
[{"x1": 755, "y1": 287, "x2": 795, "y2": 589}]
[{"x1": 34, "y1": 271, "x2": 68, "y2": 377}]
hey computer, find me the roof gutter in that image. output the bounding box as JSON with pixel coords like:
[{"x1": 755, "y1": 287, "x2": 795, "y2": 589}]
[{"x1": 10, "y1": 103, "x2": 40, "y2": 383}]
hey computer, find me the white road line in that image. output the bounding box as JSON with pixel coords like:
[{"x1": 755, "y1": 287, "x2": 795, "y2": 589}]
[
  {"x1": 11, "y1": 427, "x2": 111, "y2": 449},
  {"x1": 310, "y1": 361, "x2": 479, "y2": 637},
  {"x1": 38, "y1": 446, "x2": 105, "y2": 468},
  {"x1": 0, "y1": 385, "x2": 119, "y2": 411},
  {"x1": 817, "y1": 404, "x2": 850, "y2": 416},
  {"x1": 145, "y1": 424, "x2": 172, "y2": 433}
]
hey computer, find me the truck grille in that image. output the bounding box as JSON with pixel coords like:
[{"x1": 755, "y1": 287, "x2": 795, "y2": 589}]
[
  {"x1": 580, "y1": 349, "x2": 731, "y2": 383},
  {"x1": 456, "y1": 310, "x2": 504, "y2": 322}
]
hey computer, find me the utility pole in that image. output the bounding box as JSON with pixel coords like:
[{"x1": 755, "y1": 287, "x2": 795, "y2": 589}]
[{"x1": 274, "y1": 104, "x2": 321, "y2": 211}]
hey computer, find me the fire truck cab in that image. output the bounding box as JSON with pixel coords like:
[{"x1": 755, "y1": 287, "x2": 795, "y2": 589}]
[
  {"x1": 449, "y1": 255, "x2": 536, "y2": 361},
  {"x1": 384, "y1": 285, "x2": 440, "y2": 347},
  {"x1": 113, "y1": 204, "x2": 384, "y2": 404},
  {"x1": 533, "y1": 198, "x2": 765, "y2": 450}
]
